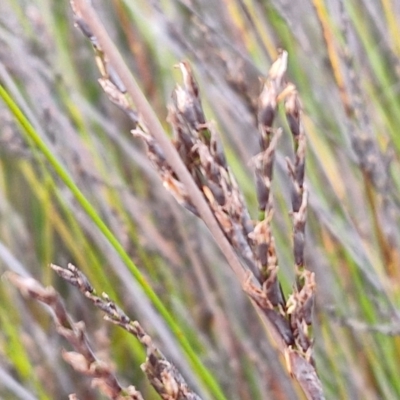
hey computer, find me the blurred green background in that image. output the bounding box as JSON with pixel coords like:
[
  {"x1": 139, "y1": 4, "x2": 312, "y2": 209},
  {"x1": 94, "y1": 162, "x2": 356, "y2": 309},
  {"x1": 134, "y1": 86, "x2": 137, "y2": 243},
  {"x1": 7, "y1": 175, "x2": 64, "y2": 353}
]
[{"x1": 1, "y1": 0, "x2": 400, "y2": 399}]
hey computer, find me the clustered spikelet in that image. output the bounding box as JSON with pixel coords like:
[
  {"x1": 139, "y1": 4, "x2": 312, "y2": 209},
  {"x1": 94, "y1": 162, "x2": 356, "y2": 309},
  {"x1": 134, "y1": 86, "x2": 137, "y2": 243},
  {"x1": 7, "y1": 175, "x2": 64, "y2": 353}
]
[
  {"x1": 52, "y1": 264, "x2": 203, "y2": 400},
  {"x1": 7, "y1": 2, "x2": 322, "y2": 398},
  {"x1": 243, "y1": 51, "x2": 315, "y2": 362},
  {"x1": 4, "y1": 1, "x2": 400, "y2": 399},
  {"x1": 6, "y1": 266, "x2": 203, "y2": 400},
  {"x1": 133, "y1": 60, "x2": 259, "y2": 278},
  {"x1": 68, "y1": 3, "x2": 320, "y2": 395},
  {"x1": 5, "y1": 271, "x2": 145, "y2": 400}
]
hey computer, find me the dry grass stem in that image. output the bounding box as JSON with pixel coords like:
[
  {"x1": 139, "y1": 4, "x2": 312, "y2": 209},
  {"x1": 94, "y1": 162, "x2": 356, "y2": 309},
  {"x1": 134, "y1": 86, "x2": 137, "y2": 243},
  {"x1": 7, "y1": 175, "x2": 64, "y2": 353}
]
[{"x1": 70, "y1": 0, "x2": 247, "y2": 285}]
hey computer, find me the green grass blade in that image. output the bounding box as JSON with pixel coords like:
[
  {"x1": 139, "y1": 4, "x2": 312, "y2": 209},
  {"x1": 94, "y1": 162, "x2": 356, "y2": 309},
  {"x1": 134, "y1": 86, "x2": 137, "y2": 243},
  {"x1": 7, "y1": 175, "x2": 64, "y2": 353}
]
[{"x1": 0, "y1": 83, "x2": 227, "y2": 400}]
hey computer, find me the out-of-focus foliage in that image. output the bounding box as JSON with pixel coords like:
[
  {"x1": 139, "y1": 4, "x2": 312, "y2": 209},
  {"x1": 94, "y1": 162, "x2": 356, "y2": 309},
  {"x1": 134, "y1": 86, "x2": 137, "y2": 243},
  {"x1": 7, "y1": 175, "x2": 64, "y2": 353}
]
[{"x1": 1, "y1": 0, "x2": 400, "y2": 399}]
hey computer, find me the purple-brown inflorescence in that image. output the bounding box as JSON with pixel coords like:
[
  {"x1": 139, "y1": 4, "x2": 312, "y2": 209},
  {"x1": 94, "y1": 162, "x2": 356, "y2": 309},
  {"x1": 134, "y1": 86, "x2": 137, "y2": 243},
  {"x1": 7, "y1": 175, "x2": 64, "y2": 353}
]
[
  {"x1": 7, "y1": 265, "x2": 203, "y2": 400},
  {"x1": 6, "y1": 270, "x2": 144, "y2": 400},
  {"x1": 167, "y1": 61, "x2": 258, "y2": 276},
  {"x1": 70, "y1": 2, "x2": 322, "y2": 395},
  {"x1": 51, "y1": 264, "x2": 203, "y2": 400},
  {"x1": 246, "y1": 50, "x2": 316, "y2": 374}
]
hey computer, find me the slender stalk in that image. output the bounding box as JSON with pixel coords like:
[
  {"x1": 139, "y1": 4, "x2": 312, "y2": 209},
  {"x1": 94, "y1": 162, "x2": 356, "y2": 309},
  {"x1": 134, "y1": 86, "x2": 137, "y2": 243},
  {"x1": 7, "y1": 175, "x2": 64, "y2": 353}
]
[{"x1": 71, "y1": 0, "x2": 247, "y2": 284}]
